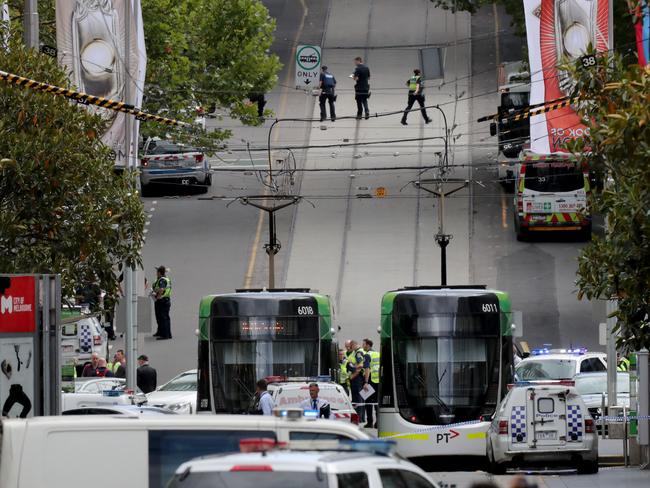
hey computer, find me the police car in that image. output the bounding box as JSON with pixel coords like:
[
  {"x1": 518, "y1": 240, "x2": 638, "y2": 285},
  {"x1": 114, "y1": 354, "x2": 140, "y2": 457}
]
[
  {"x1": 60, "y1": 377, "x2": 147, "y2": 411},
  {"x1": 267, "y1": 378, "x2": 358, "y2": 424},
  {"x1": 515, "y1": 348, "x2": 607, "y2": 381},
  {"x1": 60, "y1": 307, "x2": 109, "y2": 376},
  {"x1": 486, "y1": 381, "x2": 598, "y2": 474},
  {"x1": 166, "y1": 439, "x2": 439, "y2": 488}
]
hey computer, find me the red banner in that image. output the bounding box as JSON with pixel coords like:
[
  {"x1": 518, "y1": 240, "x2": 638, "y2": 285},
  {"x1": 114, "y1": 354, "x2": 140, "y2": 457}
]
[{"x1": 0, "y1": 276, "x2": 36, "y2": 333}]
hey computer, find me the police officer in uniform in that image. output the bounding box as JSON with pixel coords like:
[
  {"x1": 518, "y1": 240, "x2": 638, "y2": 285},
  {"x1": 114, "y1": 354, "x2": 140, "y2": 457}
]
[
  {"x1": 347, "y1": 340, "x2": 368, "y2": 424},
  {"x1": 353, "y1": 56, "x2": 371, "y2": 120},
  {"x1": 400, "y1": 68, "x2": 431, "y2": 125},
  {"x1": 362, "y1": 338, "x2": 380, "y2": 428},
  {"x1": 319, "y1": 66, "x2": 337, "y2": 122},
  {"x1": 152, "y1": 265, "x2": 172, "y2": 340}
]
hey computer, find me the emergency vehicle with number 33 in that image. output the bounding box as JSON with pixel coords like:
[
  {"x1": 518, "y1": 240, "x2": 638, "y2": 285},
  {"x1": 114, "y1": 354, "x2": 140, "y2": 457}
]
[{"x1": 513, "y1": 151, "x2": 592, "y2": 241}]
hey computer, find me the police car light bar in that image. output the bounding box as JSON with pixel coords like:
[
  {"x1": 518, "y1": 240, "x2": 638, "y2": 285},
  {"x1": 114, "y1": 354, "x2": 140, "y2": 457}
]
[
  {"x1": 265, "y1": 375, "x2": 333, "y2": 384},
  {"x1": 531, "y1": 348, "x2": 551, "y2": 355}
]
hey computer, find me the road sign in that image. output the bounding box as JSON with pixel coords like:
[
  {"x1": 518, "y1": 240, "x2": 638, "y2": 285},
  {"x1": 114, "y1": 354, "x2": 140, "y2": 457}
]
[{"x1": 295, "y1": 45, "x2": 321, "y2": 88}]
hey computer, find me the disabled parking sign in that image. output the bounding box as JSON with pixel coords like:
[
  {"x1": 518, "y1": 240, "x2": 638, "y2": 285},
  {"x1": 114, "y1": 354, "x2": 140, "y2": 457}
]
[{"x1": 295, "y1": 45, "x2": 321, "y2": 88}]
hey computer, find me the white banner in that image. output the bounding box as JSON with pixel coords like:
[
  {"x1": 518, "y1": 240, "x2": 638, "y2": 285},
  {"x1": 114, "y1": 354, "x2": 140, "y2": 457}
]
[
  {"x1": 524, "y1": 0, "x2": 609, "y2": 153},
  {"x1": 56, "y1": 0, "x2": 147, "y2": 167},
  {"x1": 1, "y1": 1, "x2": 9, "y2": 50}
]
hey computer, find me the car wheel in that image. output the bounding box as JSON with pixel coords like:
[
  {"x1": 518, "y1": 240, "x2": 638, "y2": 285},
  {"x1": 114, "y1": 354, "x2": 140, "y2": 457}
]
[
  {"x1": 579, "y1": 223, "x2": 592, "y2": 242},
  {"x1": 205, "y1": 173, "x2": 212, "y2": 187},
  {"x1": 577, "y1": 459, "x2": 598, "y2": 474},
  {"x1": 516, "y1": 228, "x2": 528, "y2": 242}
]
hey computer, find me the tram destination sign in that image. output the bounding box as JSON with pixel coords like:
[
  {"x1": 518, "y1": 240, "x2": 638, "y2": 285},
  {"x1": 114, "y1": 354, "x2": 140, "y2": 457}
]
[{"x1": 295, "y1": 44, "x2": 321, "y2": 88}]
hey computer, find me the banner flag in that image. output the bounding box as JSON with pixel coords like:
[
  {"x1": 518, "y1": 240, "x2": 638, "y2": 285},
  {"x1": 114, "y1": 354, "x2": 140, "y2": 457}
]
[
  {"x1": 56, "y1": 0, "x2": 147, "y2": 168},
  {"x1": 524, "y1": 0, "x2": 609, "y2": 153}
]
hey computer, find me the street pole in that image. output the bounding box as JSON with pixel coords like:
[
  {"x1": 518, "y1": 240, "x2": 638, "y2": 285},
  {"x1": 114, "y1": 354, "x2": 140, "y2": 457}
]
[
  {"x1": 123, "y1": 1, "x2": 137, "y2": 391},
  {"x1": 414, "y1": 179, "x2": 467, "y2": 286},
  {"x1": 267, "y1": 211, "x2": 277, "y2": 289},
  {"x1": 23, "y1": 0, "x2": 38, "y2": 49},
  {"x1": 606, "y1": 299, "x2": 618, "y2": 408}
]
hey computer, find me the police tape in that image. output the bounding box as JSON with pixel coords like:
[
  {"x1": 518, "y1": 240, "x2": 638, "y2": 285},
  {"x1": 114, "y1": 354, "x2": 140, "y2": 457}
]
[
  {"x1": 599, "y1": 415, "x2": 650, "y2": 422},
  {"x1": 0, "y1": 69, "x2": 190, "y2": 128}
]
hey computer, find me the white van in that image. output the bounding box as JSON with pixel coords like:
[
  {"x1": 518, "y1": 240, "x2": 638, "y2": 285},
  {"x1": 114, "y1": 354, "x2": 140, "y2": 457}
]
[{"x1": 0, "y1": 414, "x2": 369, "y2": 488}]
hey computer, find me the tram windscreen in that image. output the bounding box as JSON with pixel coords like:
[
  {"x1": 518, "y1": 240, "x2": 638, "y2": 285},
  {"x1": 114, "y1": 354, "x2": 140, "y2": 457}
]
[
  {"x1": 393, "y1": 295, "x2": 501, "y2": 424},
  {"x1": 210, "y1": 315, "x2": 319, "y2": 413}
]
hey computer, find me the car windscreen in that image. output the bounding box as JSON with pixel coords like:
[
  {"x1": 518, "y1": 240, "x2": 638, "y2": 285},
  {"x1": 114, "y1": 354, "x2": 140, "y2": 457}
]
[
  {"x1": 159, "y1": 373, "x2": 198, "y2": 392},
  {"x1": 523, "y1": 163, "x2": 584, "y2": 192},
  {"x1": 146, "y1": 140, "x2": 199, "y2": 155},
  {"x1": 274, "y1": 385, "x2": 351, "y2": 410},
  {"x1": 575, "y1": 374, "x2": 630, "y2": 395},
  {"x1": 515, "y1": 359, "x2": 576, "y2": 380},
  {"x1": 166, "y1": 472, "x2": 327, "y2": 488}
]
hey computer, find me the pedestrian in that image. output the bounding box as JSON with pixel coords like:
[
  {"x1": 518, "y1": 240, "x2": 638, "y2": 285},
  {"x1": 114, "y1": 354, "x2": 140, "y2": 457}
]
[
  {"x1": 347, "y1": 340, "x2": 368, "y2": 424},
  {"x1": 362, "y1": 338, "x2": 380, "y2": 428},
  {"x1": 352, "y1": 56, "x2": 370, "y2": 120},
  {"x1": 109, "y1": 349, "x2": 126, "y2": 378},
  {"x1": 319, "y1": 66, "x2": 337, "y2": 122},
  {"x1": 136, "y1": 354, "x2": 157, "y2": 394},
  {"x1": 251, "y1": 379, "x2": 275, "y2": 415},
  {"x1": 400, "y1": 68, "x2": 431, "y2": 125},
  {"x1": 299, "y1": 383, "x2": 331, "y2": 419},
  {"x1": 152, "y1": 265, "x2": 172, "y2": 340},
  {"x1": 248, "y1": 92, "x2": 267, "y2": 119},
  {"x1": 81, "y1": 352, "x2": 99, "y2": 377},
  {"x1": 94, "y1": 357, "x2": 114, "y2": 377}
]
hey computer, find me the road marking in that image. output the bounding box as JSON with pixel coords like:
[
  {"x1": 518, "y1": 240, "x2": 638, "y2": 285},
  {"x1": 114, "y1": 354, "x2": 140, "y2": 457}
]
[{"x1": 244, "y1": 0, "x2": 309, "y2": 289}]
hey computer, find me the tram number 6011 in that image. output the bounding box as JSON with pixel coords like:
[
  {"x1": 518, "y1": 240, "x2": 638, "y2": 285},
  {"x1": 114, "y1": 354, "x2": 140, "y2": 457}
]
[
  {"x1": 482, "y1": 303, "x2": 498, "y2": 313},
  {"x1": 297, "y1": 306, "x2": 315, "y2": 315}
]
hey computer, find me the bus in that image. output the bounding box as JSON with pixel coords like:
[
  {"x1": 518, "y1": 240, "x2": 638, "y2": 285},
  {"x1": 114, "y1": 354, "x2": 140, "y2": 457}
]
[
  {"x1": 377, "y1": 286, "x2": 514, "y2": 463},
  {"x1": 196, "y1": 289, "x2": 338, "y2": 414}
]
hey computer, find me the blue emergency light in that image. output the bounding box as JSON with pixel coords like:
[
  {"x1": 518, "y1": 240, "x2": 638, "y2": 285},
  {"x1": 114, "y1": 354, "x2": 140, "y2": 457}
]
[
  {"x1": 531, "y1": 348, "x2": 550, "y2": 356},
  {"x1": 339, "y1": 440, "x2": 396, "y2": 456},
  {"x1": 303, "y1": 409, "x2": 319, "y2": 419}
]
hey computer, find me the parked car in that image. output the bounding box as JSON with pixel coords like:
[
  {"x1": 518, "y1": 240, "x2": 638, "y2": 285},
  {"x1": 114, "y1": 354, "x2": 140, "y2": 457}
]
[
  {"x1": 61, "y1": 377, "x2": 147, "y2": 411},
  {"x1": 515, "y1": 348, "x2": 606, "y2": 381},
  {"x1": 486, "y1": 381, "x2": 598, "y2": 474},
  {"x1": 167, "y1": 439, "x2": 439, "y2": 488},
  {"x1": 60, "y1": 307, "x2": 109, "y2": 377},
  {"x1": 574, "y1": 371, "x2": 630, "y2": 422},
  {"x1": 140, "y1": 138, "x2": 211, "y2": 195},
  {"x1": 146, "y1": 369, "x2": 197, "y2": 414}
]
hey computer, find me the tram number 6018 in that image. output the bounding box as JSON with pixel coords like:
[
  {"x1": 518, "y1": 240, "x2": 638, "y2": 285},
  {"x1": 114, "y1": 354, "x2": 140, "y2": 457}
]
[
  {"x1": 297, "y1": 306, "x2": 315, "y2": 315},
  {"x1": 482, "y1": 303, "x2": 498, "y2": 313}
]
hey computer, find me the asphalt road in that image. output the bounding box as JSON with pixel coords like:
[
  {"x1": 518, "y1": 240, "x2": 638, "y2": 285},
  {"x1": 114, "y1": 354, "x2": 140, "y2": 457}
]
[{"x1": 135, "y1": 0, "x2": 607, "y2": 384}]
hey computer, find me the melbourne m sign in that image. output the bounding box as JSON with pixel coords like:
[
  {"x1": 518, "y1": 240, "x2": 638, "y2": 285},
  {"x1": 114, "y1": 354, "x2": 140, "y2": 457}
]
[{"x1": 295, "y1": 45, "x2": 321, "y2": 88}]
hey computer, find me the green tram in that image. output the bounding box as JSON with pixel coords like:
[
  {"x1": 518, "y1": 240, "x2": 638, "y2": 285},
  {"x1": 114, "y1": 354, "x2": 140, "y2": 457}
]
[
  {"x1": 378, "y1": 286, "x2": 514, "y2": 461},
  {"x1": 196, "y1": 289, "x2": 337, "y2": 414}
]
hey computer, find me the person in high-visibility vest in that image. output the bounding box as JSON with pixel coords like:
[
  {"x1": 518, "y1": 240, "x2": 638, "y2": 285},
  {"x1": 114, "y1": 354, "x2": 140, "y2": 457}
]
[
  {"x1": 339, "y1": 347, "x2": 350, "y2": 396},
  {"x1": 400, "y1": 68, "x2": 431, "y2": 125},
  {"x1": 108, "y1": 349, "x2": 126, "y2": 378},
  {"x1": 362, "y1": 338, "x2": 380, "y2": 428},
  {"x1": 347, "y1": 340, "x2": 368, "y2": 424},
  {"x1": 617, "y1": 355, "x2": 631, "y2": 371},
  {"x1": 152, "y1": 265, "x2": 172, "y2": 340}
]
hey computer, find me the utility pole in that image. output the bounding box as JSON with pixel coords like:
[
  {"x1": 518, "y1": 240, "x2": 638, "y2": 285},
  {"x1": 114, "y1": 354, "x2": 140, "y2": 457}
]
[
  {"x1": 123, "y1": 2, "x2": 138, "y2": 391},
  {"x1": 413, "y1": 178, "x2": 468, "y2": 286},
  {"x1": 23, "y1": 0, "x2": 38, "y2": 49},
  {"x1": 227, "y1": 195, "x2": 302, "y2": 289}
]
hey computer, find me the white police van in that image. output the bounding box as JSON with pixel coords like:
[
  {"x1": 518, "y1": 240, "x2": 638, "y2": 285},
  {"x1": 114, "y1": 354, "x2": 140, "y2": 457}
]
[
  {"x1": 0, "y1": 410, "x2": 368, "y2": 488},
  {"x1": 166, "y1": 439, "x2": 439, "y2": 488},
  {"x1": 486, "y1": 381, "x2": 598, "y2": 474},
  {"x1": 516, "y1": 347, "x2": 607, "y2": 381}
]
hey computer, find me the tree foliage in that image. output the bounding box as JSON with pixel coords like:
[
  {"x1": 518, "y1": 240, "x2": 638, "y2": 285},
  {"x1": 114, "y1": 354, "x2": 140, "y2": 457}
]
[
  {"x1": 564, "y1": 53, "x2": 650, "y2": 352},
  {"x1": 0, "y1": 42, "x2": 145, "y2": 301}
]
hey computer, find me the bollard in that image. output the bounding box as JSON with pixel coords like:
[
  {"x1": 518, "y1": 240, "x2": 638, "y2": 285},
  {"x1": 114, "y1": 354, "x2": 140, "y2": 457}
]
[
  {"x1": 601, "y1": 392, "x2": 607, "y2": 439},
  {"x1": 624, "y1": 406, "x2": 629, "y2": 467}
]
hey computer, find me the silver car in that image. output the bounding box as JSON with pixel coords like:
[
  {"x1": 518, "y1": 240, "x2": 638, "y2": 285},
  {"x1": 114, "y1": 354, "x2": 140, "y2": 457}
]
[{"x1": 140, "y1": 139, "x2": 211, "y2": 195}]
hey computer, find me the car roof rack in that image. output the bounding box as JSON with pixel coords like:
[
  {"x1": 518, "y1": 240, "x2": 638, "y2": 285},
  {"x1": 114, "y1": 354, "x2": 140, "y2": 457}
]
[{"x1": 234, "y1": 288, "x2": 312, "y2": 293}]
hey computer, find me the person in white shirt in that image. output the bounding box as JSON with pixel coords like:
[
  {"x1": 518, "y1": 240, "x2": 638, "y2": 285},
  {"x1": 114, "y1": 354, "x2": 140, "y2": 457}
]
[
  {"x1": 299, "y1": 383, "x2": 331, "y2": 419},
  {"x1": 254, "y1": 379, "x2": 275, "y2": 416}
]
